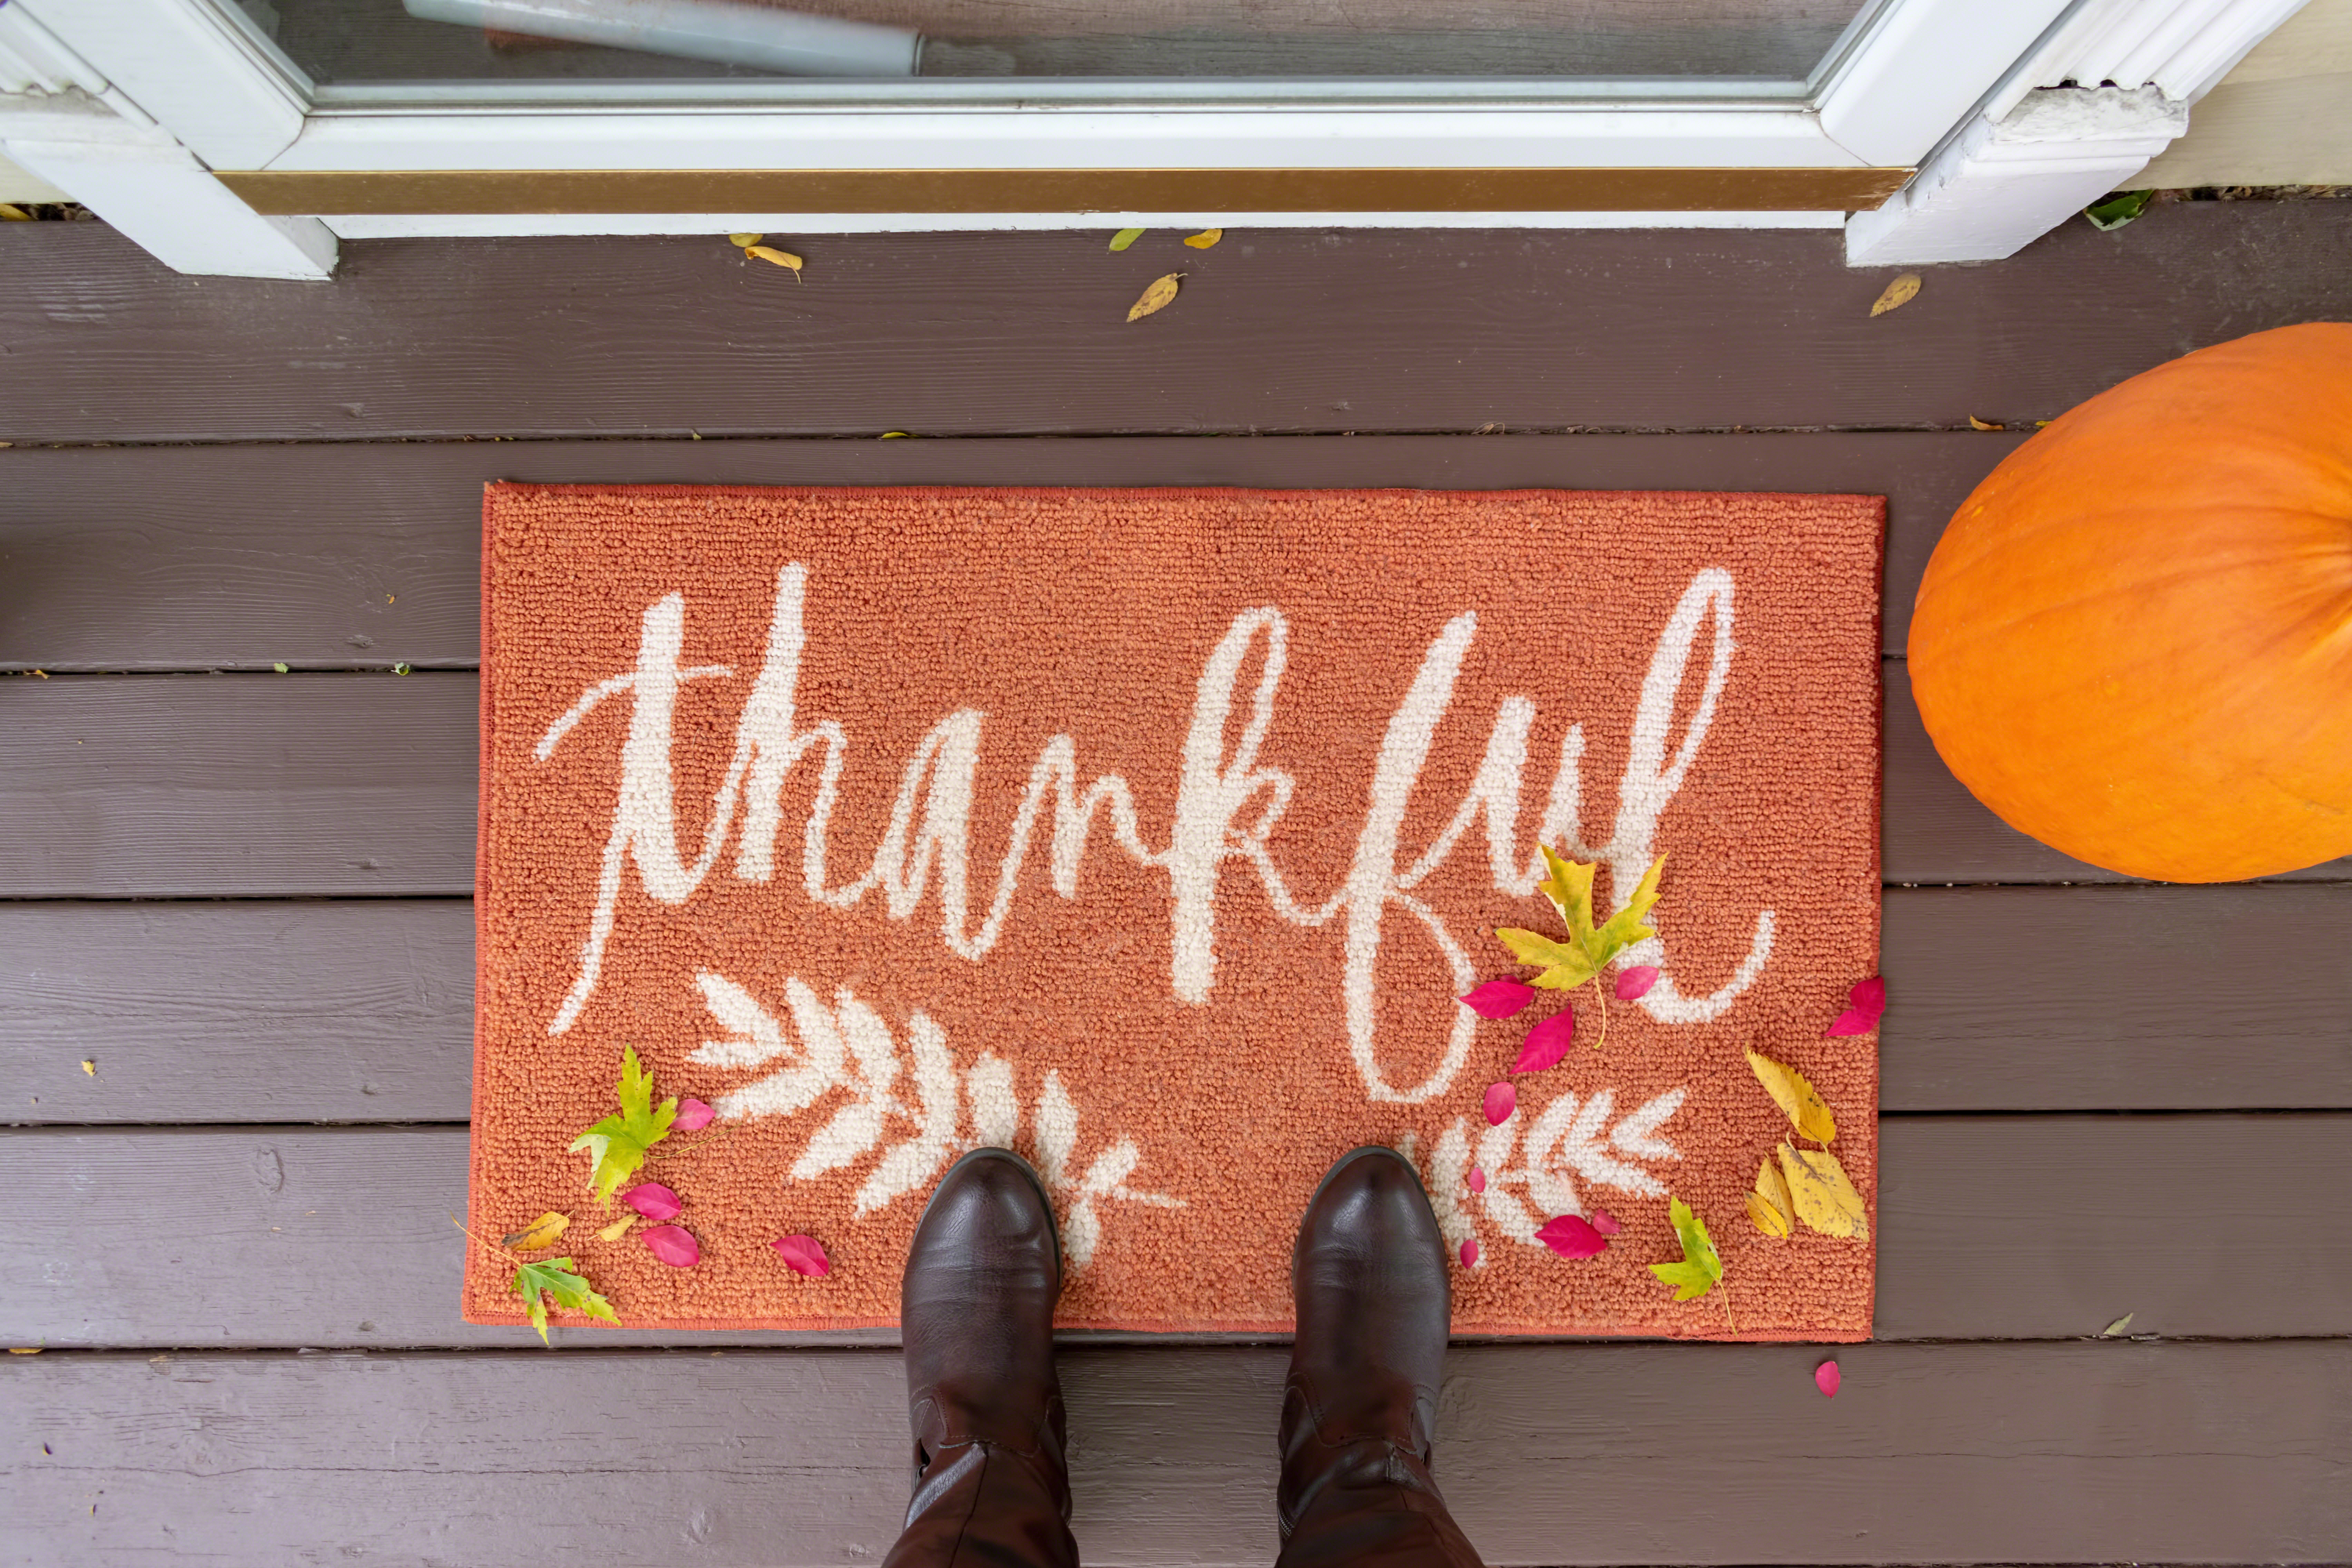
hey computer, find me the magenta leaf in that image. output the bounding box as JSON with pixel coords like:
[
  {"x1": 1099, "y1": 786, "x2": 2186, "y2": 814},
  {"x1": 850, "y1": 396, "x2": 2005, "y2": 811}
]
[
  {"x1": 1815, "y1": 1360, "x2": 1841, "y2": 1398},
  {"x1": 673, "y1": 1098, "x2": 716, "y2": 1133},
  {"x1": 1510, "y1": 1008, "x2": 1577, "y2": 1074},
  {"x1": 1467, "y1": 1165, "x2": 1487, "y2": 1194},
  {"x1": 774, "y1": 1234, "x2": 830, "y2": 1277},
  {"x1": 1614, "y1": 965, "x2": 1660, "y2": 1001},
  {"x1": 641, "y1": 1224, "x2": 701, "y2": 1268},
  {"x1": 1825, "y1": 975, "x2": 1887, "y2": 1037},
  {"x1": 1459, "y1": 1238, "x2": 1479, "y2": 1268},
  {"x1": 1535, "y1": 1214, "x2": 1610, "y2": 1259},
  {"x1": 1459, "y1": 978, "x2": 1536, "y2": 1020},
  {"x1": 1483, "y1": 1081, "x2": 1517, "y2": 1126},
  {"x1": 1590, "y1": 1208, "x2": 1622, "y2": 1236},
  {"x1": 622, "y1": 1182, "x2": 683, "y2": 1222}
]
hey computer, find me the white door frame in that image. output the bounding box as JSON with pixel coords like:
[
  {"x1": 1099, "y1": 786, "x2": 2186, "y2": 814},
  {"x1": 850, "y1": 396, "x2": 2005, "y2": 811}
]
[{"x1": 0, "y1": 0, "x2": 2313, "y2": 277}]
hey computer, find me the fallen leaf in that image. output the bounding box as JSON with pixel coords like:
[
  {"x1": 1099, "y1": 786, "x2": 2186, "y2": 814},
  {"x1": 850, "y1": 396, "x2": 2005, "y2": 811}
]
[
  {"x1": 1510, "y1": 1009, "x2": 1576, "y2": 1073},
  {"x1": 773, "y1": 1234, "x2": 831, "y2": 1277},
  {"x1": 1776, "y1": 1142, "x2": 1869, "y2": 1240},
  {"x1": 1467, "y1": 1165, "x2": 1486, "y2": 1193},
  {"x1": 272, "y1": 662, "x2": 289, "y2": 674},
  {"x1": 1458, "y1": 978, "x2": 1535, "y2": 1019},
  {"x1": 1483, "y1": 1081, "x2": 1517, "y2": 1125},
  {"x1": 642, "y1": 1224, "x2": 701, "y2": 1267},
  {"x1": 1826, "y1": 976, "x2": 1886, "y2": 1036},
  {"x1": 622, "y1": 1182, "x2": 683, "y2": 1222},
  {"x1": 595, "y1": 1214, "x2": 636, "y2": 1242},
  {"x1": 2101, "y1": 1312, "x2": 2135, "y2": 1338},
  {"x1": 9, "y1": 1347, "x2": 42, "y2": 1354},
  {"x1": 512, "y1": 1256, "x2": 619, "y2": 1345},
  {"x1": 1815, "y1": 1360, "x2": 1840, "y2": 1398},
  {"x1": 1745, "y1": 1049, "x2": 1837, "y2": 1143},
  {"x1": 570, "y1": 1045, "x2": 680, "y2": 1208},
  {"x1": 1967, "y1": 415, "x2": 2006, "y2": 431},
  {"x1": 1497, "y1": 848, "x2": 1666, "y2": 991},
  {"x1": 878, "y1": 431, "x2": 910, "y2": 439},
  {"x1": 1748, "y1": 1152, "x2": 1794, "y2": 1238},
  {"x1": 1590, "y1": 1209, "x2": 1622, "y2": 1236},
  {"x1": 1108, "y1": 227, "x2": 1145, "y2": 251},
  {"x1": 2083, "y1": 188, "x2": 2154, "y2": 232},
  {"x1": 746, "y1": 244, "x2": 804, "y2": 282},
  {"x1": 1183, "y1": 228, "x2": 1223, "y2": 249},
  {"x1": 1535, "y1": 1213, "x2": 1610, "y2": 1259},
  {"x1": 392, "y1": 663, "x2": 412, "y2": 675},
  {"x1": 728, "y1": 232, "x2": 763, "y2": 247},
  {"x1": 673, "y1": 1098, "x2": 715, "y2": 1133},
  {"x1": 1459, "y1": 1238, "x2": 1479, "y2": 1267},
  {"x1": 500, "y1": 1211, "x2": 571, "y2": 1250},
  {"x1": 1614, "y1": 965, "x2": 1659, "y2": 1000},
  {"x1": 0, "y1": 204, "x2": 30, "y2": 221},
  {"x1": 80, "y1": 1060, "x2": 95, "y2": 1076},
  {"x1": 1127, "y1": 273, "x2": 1182, "y2": 321},
  {"x1": 1648, "y1": 1196, "x2": 1723, "y2": 1302},
  {"x1": 1869, "y1": 273, "x2": 1921, "y2": 316}
]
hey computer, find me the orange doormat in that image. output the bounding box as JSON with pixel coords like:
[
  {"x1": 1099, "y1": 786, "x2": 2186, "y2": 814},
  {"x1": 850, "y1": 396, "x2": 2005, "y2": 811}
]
[{"x1": 468, "y1": 484, "x2": 1882, "y2": 1341}]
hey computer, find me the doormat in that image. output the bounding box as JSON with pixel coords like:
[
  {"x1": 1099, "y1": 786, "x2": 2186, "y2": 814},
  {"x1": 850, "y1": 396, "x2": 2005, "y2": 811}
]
[{"x1": 468, "y1": 484, "x2": 1882, "y2": 1341}]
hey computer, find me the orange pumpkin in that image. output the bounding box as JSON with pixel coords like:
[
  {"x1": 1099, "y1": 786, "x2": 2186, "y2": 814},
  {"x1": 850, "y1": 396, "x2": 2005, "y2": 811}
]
[{"x1": 1909, "y1": 322, "x2": 2352, "y2": 882}]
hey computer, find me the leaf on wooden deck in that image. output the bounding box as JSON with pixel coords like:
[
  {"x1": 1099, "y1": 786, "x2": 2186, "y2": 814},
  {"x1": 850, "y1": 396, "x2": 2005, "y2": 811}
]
[
  {"x1": 1746, "y1": 1049, "x2": 1836, "y2": 1143},
  {"x1": 2083, "y1": 189, "x2": 2154, "y2": 232},
  {"x1": 80, "y1": 1059, "x2": 95, "y2": 1076},
  {"x1": 1815, "y1": 1360, "x2": 1840, "y2": 1397},
  {"x1": 2102, "y1": 1312, "x2": 2136, "y2": 1338},
  {"x1": 747, "y1": 245, "x2": 805, "y2": 282},
  {"x1": 1108, "y1": 227, "x2": 1145, "y2": 251},
  {"x1": 1776, "y1": 1141, "x2": 1869, "y2": 1240},
  {"x1": 1869, "y1": 273, "x2": 1921, "y2": 316},
  {"x1": 1183, "y1": 228, "x2": 1223, "y2": 249},
  {"x1": 728, "y1": 232, "x2": 763, "y2": 247},
  {"x1": 500, "y1": 1211, "x2": 570, "y2": 1251},
  {"x1": 1967, "y1": 415, "x2": 2006, "y2": 431},
  {"x1": 1127, "y1": 273, "x2": 1183, "y2": 321},
  {"x1": 272, "y1": 662, "x2": 289, "y2": 674}
]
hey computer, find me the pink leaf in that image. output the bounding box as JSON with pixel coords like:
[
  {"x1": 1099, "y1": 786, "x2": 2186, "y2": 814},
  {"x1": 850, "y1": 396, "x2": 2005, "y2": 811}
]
[
  {"x1": 1459, "y1": 978, "x2": 1535, "y2": 1020},
  {"x1": 1614, "y1": 965, "x2": 1660, "y2": 1001},
  {"x1": 622, "y1": 1182, "x2": 683, "y2": 1222},
  {"x1": 1815, "y1": 1360, "x2": 1841, "y2": 1399},
  {"x1": 773, "y1": 1234, "x2": 830, "y2": 1277},
  {"x1": 1535, "y1": 1213, "x2": 1610, "y2": 1259},
  {"x1": 1510, "y1": 1009, "x2": 1577, "y2": 1074},
  {"x1": 1459, "y1": 1238, "x2": 1479, "y2": 1268},
  {"x1": 673, "y1": 1098, "x2": 715, "y2": 1133},
  {"x1": 641, "y1": 1224, "x2": 701, "y2": 1268},
  {"x1": 1826, "y1": 976, "x2": 1887, "y2": 1036},
  {"x1": 1590, "y1": 1208, "x2": 1622, "y2": 1236},
  {"x1": 1467, "y1": 1166, "x2": 1487, "y2": 1194},
  {"x1": 1483, "y1": 1081, "x2": 1517, "y2": 1126}
]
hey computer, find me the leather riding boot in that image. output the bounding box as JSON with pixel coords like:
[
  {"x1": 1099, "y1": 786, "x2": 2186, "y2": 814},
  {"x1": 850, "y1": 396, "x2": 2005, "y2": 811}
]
[
  {"x1": 1275, "y1": 1145, "x2": 1485, "y2": 1568},
  {"x1": 881, "y1": 1148, "x2": 1076, "y2": 1568}
]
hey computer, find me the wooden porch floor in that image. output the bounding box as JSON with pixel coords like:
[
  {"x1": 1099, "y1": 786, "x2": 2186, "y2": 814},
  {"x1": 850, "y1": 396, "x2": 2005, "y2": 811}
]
[{"x1": 1, "y1": 205, "x2": 2348, "y2": 1566}]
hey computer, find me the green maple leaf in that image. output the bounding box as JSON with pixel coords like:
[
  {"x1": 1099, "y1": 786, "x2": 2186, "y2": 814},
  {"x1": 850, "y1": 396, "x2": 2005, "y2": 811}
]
[
  {"x1": 1648, "y1": 1196, "x2": 1724, "y2": 1303},
  {"x1": 1495, "y1": 847, "x2": 1666, "y2": 990},
  {"x1": 568, "y1": 1045, "x2": 678, "y2": 1208},
  {"x1": 512, "y1": 1256, "x2": 619, "y2": 1345}
]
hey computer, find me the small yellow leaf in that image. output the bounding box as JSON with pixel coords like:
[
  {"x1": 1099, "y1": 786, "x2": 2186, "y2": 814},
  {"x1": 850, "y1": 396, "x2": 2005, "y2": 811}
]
[
  {"x1": 596, "y1": 1214, "x2": 636, "y2": 1242},
  {"x1": 728, "y1": 232, "x2": 763, "y2": 247},
  {"x1": 9, "y1": 1346, "x2": 42, "y2": 1353},
  {"x1": 1777, "y1": 1142, "x2": 1869, "y2": 1240},
  {"x1": 1746, "y1": 1191, "x2": 1791, "y2": 1239},
  {"x1": 1869, "y1": 272, "x2": 1921, "y2": 316},
  {"x1": 1755, "y1": 1152, "x2": 1793, "y2": 1225},
  {"x1": 0, "y1": 203, "x2": 31, "y2": 222},
  {"x1": 1108, "y1": 227, "x2": 1145, "y2": 251},
  {"x1": 1967, "y1": 415, "x2": 2005, "y2": 431},
  {"x1": 1127, "y1": 272, "x2": 1183, "y2": 322},
  {"x1": 501, "y1": 1211, "x2": 571, "y2": 1251},
  {"x1": 80, "y1": 1060, "x2": 95, "y2": 1077},
  {"x1": 878, "y1": 431, "x2": 910, "y2": 439},
  {"x1": 746, "y1": 245, "x2": 804, "y2": 282},
  {"x1": 1183, "y1": 228, "x2": 1223, "y2": 249},
  {"x1": 1746, "y1": 1049, "x2": 1836, "y2": 1143}
]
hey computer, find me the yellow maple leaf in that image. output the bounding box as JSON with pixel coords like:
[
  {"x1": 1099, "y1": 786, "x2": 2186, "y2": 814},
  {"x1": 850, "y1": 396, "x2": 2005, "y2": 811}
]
[
  {"x1": 1746, "y1": 1049, "x2": 1836, "y2": 1143},
  {"x1": 1498, "y1": 848, "x2": 1664, "y2": 991},
  {"x1": 1777, "y1": 1142, "x2": 1869, "y2": 1240}
]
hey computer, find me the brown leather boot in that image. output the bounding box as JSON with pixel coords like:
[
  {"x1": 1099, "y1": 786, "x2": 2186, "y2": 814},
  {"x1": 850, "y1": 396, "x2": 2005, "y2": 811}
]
[
  {"x1": 1276, "y1": 1145, "x2": 1485, "y2": 1568},
  {"x1": 880, "y1": 1147, "x2": 1076, "y2": 1568}
]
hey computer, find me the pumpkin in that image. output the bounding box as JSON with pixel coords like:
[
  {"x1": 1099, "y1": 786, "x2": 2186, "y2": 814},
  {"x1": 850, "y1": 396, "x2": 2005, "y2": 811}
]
[{"x1": 1909, "y1": 322, "x2": 2352, "y2": 882}]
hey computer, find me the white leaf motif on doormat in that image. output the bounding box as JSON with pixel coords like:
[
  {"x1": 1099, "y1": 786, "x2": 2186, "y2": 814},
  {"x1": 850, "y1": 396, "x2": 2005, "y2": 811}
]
[
  {"x1": 690, "y1": 971, "x2": 1182, "y2": 1267},
  {"x1": 1405, "y1": 1087, "x2": 1686, "y2": 1266}
]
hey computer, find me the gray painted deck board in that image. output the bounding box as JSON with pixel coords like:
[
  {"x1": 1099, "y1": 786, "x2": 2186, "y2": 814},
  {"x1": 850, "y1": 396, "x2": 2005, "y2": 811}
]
[
  {"x1": 3, "y1": 203, "x2": 2349, "y2": 445},
  {"x1": 3, "y1": 1118, "x2": 2344, "y2": 1348},
  {"x1": 0, "y1": 430, "x2": 2018, "y2": 668},
  {"x1": 4, "y1": 669, "x2": 2343, "y2": 898},
  {"x1": 6, "y1": 886, "x2": 2348, "y2": 1127},
  {"x1": 4, "y1": 1342, "x2": 2346, "y2": 1566}
]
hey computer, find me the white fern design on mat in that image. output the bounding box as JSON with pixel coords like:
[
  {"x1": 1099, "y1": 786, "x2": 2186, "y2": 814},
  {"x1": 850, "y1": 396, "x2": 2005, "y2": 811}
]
[
  {"x1": 1404, "y1": 1086, "x2": 1685, "y2": 1267},
  {"x1": 689, "y1": 971, "x2": 1181, "y2": 1267}
]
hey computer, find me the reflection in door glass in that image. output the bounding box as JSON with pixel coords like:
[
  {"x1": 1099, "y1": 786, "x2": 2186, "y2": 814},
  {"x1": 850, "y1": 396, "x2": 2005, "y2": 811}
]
[{"x1": 247, "y1": 0, "x2": 1875, "y2": 82}]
